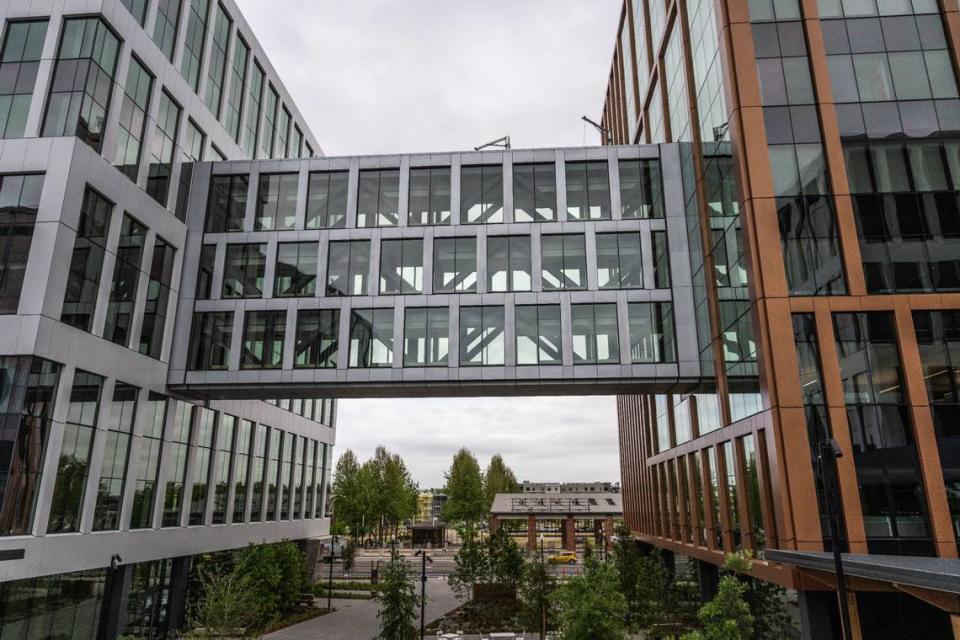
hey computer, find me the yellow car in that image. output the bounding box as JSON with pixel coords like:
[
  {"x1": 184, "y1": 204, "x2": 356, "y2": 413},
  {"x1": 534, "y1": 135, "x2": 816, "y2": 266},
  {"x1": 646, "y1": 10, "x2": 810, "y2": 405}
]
[{"x1": 547, "y1": 551, "x2": 578, "y2": 564}]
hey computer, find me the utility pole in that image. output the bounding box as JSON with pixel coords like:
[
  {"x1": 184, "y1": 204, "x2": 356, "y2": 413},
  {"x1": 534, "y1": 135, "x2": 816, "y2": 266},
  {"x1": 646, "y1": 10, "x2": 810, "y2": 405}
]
[
  {"x1": 415, "y1": 550, "x2": 432, "y2": 639},
  {"x1": 817, "y1": 439, "x2": 853, "y2": 640}
]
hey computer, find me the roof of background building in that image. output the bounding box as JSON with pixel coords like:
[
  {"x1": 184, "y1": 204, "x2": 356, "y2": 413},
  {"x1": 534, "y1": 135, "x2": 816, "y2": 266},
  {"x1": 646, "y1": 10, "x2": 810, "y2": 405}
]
[{"x1": 491, "y1": 492, "x2": 623, "y2": 516}]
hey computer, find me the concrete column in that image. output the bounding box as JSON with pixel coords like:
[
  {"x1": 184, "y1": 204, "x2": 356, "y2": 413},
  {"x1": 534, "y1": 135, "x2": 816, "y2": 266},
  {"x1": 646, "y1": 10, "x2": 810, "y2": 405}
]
[
  {"x1": 798, "y1": 590, "x2": 841, "y2": 640},
  {"x1": 602, "y1": 517, "x2": 614, "y2": 550},
  {"x1": 563, "y1": 516, "x2": 576, "y2": 551},
  {"x1": 97, "y1": 562, "x2": 132, "y2": 640},
  {"x1": 527, "y1": 515, "x2": 537, "y2": 552},
  {"x1": 167, "y1": 556, "x2": 191, "y2": 635},
  {"x1": 696, "y1": 560, "x2": 719, "y2": 604}
]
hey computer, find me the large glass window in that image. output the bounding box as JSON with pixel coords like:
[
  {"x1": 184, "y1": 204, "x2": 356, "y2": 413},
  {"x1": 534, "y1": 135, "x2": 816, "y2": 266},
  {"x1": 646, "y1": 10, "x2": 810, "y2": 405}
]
[
  {"x1": 275, "y1": 242, "x2": 317, "y2": 297},
  {"x1": 349, "y1": 309, "x2": 394, "y2": 368},
  {"x1": 487, "y1": 235, "x2": 531, "y2": 292},
  {"x1": 206, "y1": 174, "x2": 249, "y2": 232},
  {"x1": 409, "y1": 167, "x2": 451, "y2": 225},
  {"x1": 175, "y1": 120, "x2": 205, "y2": 222},
  {"x1": 222, "y1": 243, "x2": 266, "y2": 298},
  {"x1": 113, "y1": 57, "x2": 153, "y2": 181},
  {"x1": 619, "y1": 159, "x2": 664, "y2": 218},
  {"x1": 242, "y1": 63, "x2": 264, "y2": 157},
  {"x1": 0, "y1": 173, "x2": 43, "y2": 313},
  {"x1": 103, "y1": 214, "x2": 146, "y2": 347},
  {"x1": 48, "y1": 370, "x2": 103, "y2": 533},
  {"x1": 0, "y1": 19, "x2": 48, "y2": 138},
  {"x1": 294, "y1": 309, "x2": 339, "y2": 368},
  {"x1": 139, "y1": 237, "x2": 176, "y2": 359},
  {"x1": 241, "y1": 310, "x2": 286, "y2": 369},
  {"x1": 516, "y1": 304, "x2": 562, "y2": 365},
  {"x1": 541, "y1": 234, "x2": 587, "y2": 290},
  {"x1": 596, "y1": 232, "x2": 643, "y2": 288},
  {"x1": 224, "y1": 37, "x2": 249, "y2": 142},
  {"x1": 188, "y1": 407, "x2": 215, "y2": 526},
  {"x1": 0, "y1": 357, "x2": 61, "y2": 536},
  {"x1": 43, "y1": 17, "x2": 120, "y2": 150},
  {"x1": 778, "y1": 195, "x2": 846, "y2": 295},
  {"x1": 130, "y1": 392, "x2": 166, "y2": 530},
  {"x1": 459, "y1": 306, "x2": 505, "y2": 366},
  {"x1": 403, "y1": 307, "x2": 449, "y2": 366},
  {"x1": 326, "y1": 240, "x2": 370, "y2": 296},
  {"x1": 187, "y1": 311, "x2": 233, "y2": 370},
  {"x1": 306, "y1": 172, "x2": 348, "y2": 229},
  {"x1": 652, "y1": 230, "x2": 672, "y2": 288},
  {"x1": 120, "y1": 0, "x2": 148, "y2": 24},
  {"x1": 61, "y1": 187, "x2": 113, "y2": 331},
  {"x1": 265, "y1": 427, "x2": 280, "y2": 520},
  {"x1": 461, "y1": 165, "x2": 503, "y2": 224},
  {"x1": 279, "y1": 432, "x2": 293, "y2": 518},
  {"x1": 572, "y1": 303, "x2": 620, "y2": 364},
  {"x1": 566, "y1": 161, "x2": 611, "y2": 220},
  {"x1": 211, "y1": 413, "x2": 234, "y2": 524},
  {"x1": 152, "y1": 0, "x2": 181, "y2": 61},
  {"x1": 379, "y1": 239, "x2": 423, "y2": 294},
  {"x1": 92, "y1": 383, "x2": 137, "y2": 531},
  {"x1": 357, "y1": 169, "x2": 399, "y2": 227},
  {"x1": 203, "y1": 4, "x2": 231, "y2": 116},
  {"x1": 628, "y1": 302, "x2": 676, "y2": 363},
  {"x1": 147, "y1": 91, "x2": 181, "y2": 207},
  {"x1": 0, "y1": 569, "x2": 108, "y2": 640},
  {"x1": 259, "y1": 86, "x2": 278, "y2": 159},
  {"x1": 255, "y1": 173, "x2": 298, "y2": 230},
  {"x1": 232, "y1": 419, "x2": 253, "y2": 522},
  {"x1": 433, "y1": 236, "x2": 477, "y2": 293},
  {"x1": 276, "y1": 107, "x2": 291, "y2": 158},
  {"x1": 249, "y1": 424, "x2": 267, "y2": 521},
  {"x1": 513, "y1": 163, "x2": 556, "y2": 222}
]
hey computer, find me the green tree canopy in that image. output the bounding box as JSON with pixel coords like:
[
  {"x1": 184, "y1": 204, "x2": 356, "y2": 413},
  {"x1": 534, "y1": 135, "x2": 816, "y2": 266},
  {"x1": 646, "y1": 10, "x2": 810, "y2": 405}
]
[
  {"x1": 376, "y1": 553, "x2": 419, "y2": 640},
  {"x1": 483, "y1": 453, "x2": 519, "y2": 508},
  {"x1": 518, "y1": 557, "x2": 557, "y2": 637},
  {"x1": 442, "y1": 448, "x2": 487, "y2": 532},
  {"x1": 331, "y1": 449, "x2": 365, "y2": 536},
  {"x1": 551, "y1": 558, "x2": 629, "y2": 640}
]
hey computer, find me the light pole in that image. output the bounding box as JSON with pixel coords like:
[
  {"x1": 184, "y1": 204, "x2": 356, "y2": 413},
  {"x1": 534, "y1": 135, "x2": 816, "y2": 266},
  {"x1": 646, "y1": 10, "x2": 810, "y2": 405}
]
[
  {"x1": 414, "y1": 550, "x2": 432, "y2": 639},
  {"x1": 816, "y1": 438, "x2": 852, "y2": 640}
]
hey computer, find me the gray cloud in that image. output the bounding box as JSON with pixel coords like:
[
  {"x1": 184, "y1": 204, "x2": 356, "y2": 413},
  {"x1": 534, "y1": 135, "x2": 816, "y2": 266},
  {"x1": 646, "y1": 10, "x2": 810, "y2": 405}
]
[{"x1": 233, "y1": 0, "x2": 623, "y2": 488}]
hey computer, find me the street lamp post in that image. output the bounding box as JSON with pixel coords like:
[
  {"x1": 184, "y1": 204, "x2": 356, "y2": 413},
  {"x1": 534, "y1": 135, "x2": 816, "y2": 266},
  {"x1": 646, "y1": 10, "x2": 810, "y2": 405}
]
[
  {"x1": 415, "y1": 550, "x2": 432, "y2": 639},
  {"x1": 816, "y1": 438, "x2": 853, "y2": 640}
]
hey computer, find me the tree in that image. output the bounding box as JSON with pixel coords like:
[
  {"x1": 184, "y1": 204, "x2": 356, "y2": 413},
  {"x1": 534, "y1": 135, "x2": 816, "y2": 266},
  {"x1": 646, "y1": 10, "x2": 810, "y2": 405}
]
[
  {"x1": 233, "y1": 540, "x2": 308, "y2": 623},
  {"x1": 486, "y1": 526, "x2": 525, "y2": 587},
  {"x1": 442, "y1": 448, "x2": 487, "y2": 533},
  {"x1": 190, "y1": 569, "x2": 261, "y2": 638},
  {"x1": 633, "y1": 549, "x2": 674, "y2": 633},
  {"x1": 376, "y1": 553, "x2": 419, "y2": 640},
  {"x1": 611, "y1": 525, "x2": 643, "y2": 624},
  {"x1": 331, "y1": 450, "x2": 365, "y2": 537},
  {"x1": 682, "y1": 553, "x2": 755, "y2": 640},
  {"x1": 448, "y1": 535, "x2": 489, "y2": 600},
  {"x1": 483, "y1": 454, "x2": 519, "y2": 508},
  {"x1": 518, "y1": 558, "x2": 557, "y2": 637},
  {"x1": 551, "y1": 558, "x2": 629, "y2": 640}
]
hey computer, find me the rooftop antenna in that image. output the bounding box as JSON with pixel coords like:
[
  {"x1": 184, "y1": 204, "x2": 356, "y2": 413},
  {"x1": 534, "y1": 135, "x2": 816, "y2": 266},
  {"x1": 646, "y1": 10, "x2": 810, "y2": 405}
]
[
  {"x1": 474, "y1": 135, "x2": 511, "y2": 151},
  {"x1": 582, "y1": 116, "x2": 613, "y2": 144}
]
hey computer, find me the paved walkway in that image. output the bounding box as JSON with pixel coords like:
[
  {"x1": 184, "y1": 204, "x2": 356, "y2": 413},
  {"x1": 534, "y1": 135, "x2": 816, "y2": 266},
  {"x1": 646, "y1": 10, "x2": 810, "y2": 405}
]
[{"x1": 263, "y1": 577, "x2": 461, "y2": 640}]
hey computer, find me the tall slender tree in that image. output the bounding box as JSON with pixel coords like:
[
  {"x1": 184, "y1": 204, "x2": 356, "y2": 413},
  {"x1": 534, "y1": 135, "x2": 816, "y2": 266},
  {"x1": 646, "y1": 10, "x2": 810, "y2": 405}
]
[
  {"x1": 376, "y1": 552, "x2": 419, "y2": 640},
  {"x1": 483, "y1": 453, "x2": 520, "y2": 508},
  {"x1": 442, "y1": 448, "x2": 487, "y2": 534},
  {"x1": 331, "y1": 450, "x2": 364, "y2": 536}
]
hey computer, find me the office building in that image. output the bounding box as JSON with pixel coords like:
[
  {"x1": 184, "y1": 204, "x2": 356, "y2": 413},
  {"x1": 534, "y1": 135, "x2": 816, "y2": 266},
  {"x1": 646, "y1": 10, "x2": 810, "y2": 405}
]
[
  {"x1": 605, "y1": 0, "x2": 960, "y2": 637},
  {"x1": 0, "y1": 1, "x2": 333, "y2": 638}
]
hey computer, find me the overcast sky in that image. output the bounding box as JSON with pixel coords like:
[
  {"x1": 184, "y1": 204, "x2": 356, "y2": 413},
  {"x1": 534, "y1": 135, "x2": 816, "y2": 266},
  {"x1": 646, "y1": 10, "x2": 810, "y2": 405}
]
[{"x1": 235, "y1": 0, "x2": 623, "y2": 489}]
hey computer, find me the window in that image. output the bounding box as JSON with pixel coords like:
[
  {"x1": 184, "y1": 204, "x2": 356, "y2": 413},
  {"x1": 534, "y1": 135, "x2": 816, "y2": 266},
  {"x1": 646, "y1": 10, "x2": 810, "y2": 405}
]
[
  {"x1": 461, "y1": 165, "x2": 503, "y2": 223},
  {"x1": 357, "y1": 169, "x2": 400, "y2": 227},
  {"x1": 43, "y1": 17, "x2": 120, "y2": 151},
  {"x1": 260, "y1": 86, "x2": 278, "y2": 159},
  {"x1": 255, "y1": 173, "x2": 298, "y2": 230},
  {"x1": 188, "y1": 311, "x2": 233, "y2": 370},
  {"x1": 206, "y1": 174, "x2": 249, "y2": 232},
  {"x1": 459, "y1": 306, "x2": 505, "y2": 366},
  {"x1": 242, "y1": 63, "x2": 265, "y2": 157},
  {"x1": 241, "y1": 310, "x2": 286, "y2": 369},
  {"x1": 48, "y1": 370, "x2": 103, "y2": 533},
  {"x1": 176, "y1": 120, "x2": 205, "y2": 222},
  {"x1": 208, "y1": 142, "x2": 225, "y2": 161},
  {"x1": 275, "y1": 242, "x2": 317, "y2": 297},
  {"x1": 0, "y1": 20, "x2": 48, "y2": 138},
  {"x1": 92, "y1": 382, "x2": 137, "y2": 531},
  {"x1": 188, "y1": 407, "x2": 216, "y2": 525},
  {"x1": 326, "y1": 240, "x2": 370, "y2": 296},
  {"x1": 652, "y1": 231, "x2": 671, "y2": 288},
  {"x1": 349, "y1": 308, "x2": 394, "y2": 368},
  {"x1": 61, "y1": 187, "x2": 113, "y2": 331},
  {"x1": 541, "y1": 234, "x2": 587, "y2": 290},
  {"x1": 295, "y1": 309, "x2": 339, "y2": 368},
  {"x1": 628, "y1": 302, "x2": 676, "y2": 363},
  {"x1": 291, "y1": 126, "x2": 304, "y2": 159},
  {"x1": 113, "y1": 57, "x2": 153, "y2": 181},
  {"x1": 279, "y1": 433, "x2": 294, "y2": 518},
  {"x1": 409, "y1": 167, "x2": 451, "y2": 225},
  {"x1": 433, "y1": 236, "x2": 477, "y2": 293},
  {"x1": 265, "y1": 427, "x2": 280, "y2": 520},
  {"x1": 403, "y1": 307, "x2": 449, "y2": 366},
  {"x1": 566, "y1": 161, "x2": 611, "y2": 220},
  {"x1": 196, "y1": 244, "x2": 216, "y2": 300},
  {"x1": 596, "y1": 232, "x2": 643, "y2": 288},
  {"x1": 303, "y1": 440, "x2": 316, "y2": 518},
  {"x1": 276, "y1": 106, "x2": 291, "y2": 158},
  {"x1": 224, "y1": 37, "x2": 249, "y2": 142},
  {"x1": 222, "y1": 243, "x2": 266, "y2": 298},
  {"x1": 379, "y1": 238, "x2": 423, "y2": 294},
  {"x1": 120, "y1": 0, "x2": 149, "y2": 24},
  {"x1": 147, "y1": 91, "x2": 181, "y2": 207},
  {"x1": 249, "y1": 424, "x2": 268, "y2": 521},
  {"x1": 139, "y1": 237, "x2": 176, "y2": 359},
  {"x1": 103, "y1": 214, "x2": 146, "y2": 347},
  {"x1": 232, "y1": 419, "x2": 253, "y2": 522},
  {"x1": 180, "y1": 0, "x2": 210, "y2": 93},
  {"x1": 203, "y1": 4, "x2": 231, "y2": 116},
  {"x1": 513, "y1": 163, "x2": 557, "y2": 222},
  {"x1": 306, "y1": 171, "x2": 348, "y2": 229},
  {"x1": 0, "y1": 173, "x2": 43, "y2": 313},
  {"x1": 619, "y1": 159, "x2": 664, "y2": 218},
  {"x1": 778, "y1": 195, "x2": 846, "y2": 295},
  {"x1": 211, "y1": 414, "x2": 234, "y2": 524},
  {"x1": 130, "y1": 392, "x2": 166, "y2": 529},
  {"x1": 516, "y1": 305, "x2": 562, "y2": 365},
  {"x1": 571, "y1": 304, "x2": 620, "y2": 364},
  {"x1": 152, "y1": 0, "x2": 181, "y2": 61},
  {"x1": 487, "y1": 236, "x2": 531, "y2": 292}
]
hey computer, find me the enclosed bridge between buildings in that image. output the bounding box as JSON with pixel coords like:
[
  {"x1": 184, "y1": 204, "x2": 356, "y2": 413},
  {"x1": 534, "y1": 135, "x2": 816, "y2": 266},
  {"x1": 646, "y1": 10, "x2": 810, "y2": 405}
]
[{"x1": 167, "y1": 143, "x2": 711, "y2": 399}]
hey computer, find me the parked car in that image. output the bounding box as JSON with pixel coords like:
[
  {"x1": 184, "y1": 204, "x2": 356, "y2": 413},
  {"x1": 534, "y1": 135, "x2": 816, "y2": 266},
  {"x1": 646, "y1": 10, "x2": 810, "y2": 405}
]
[{"x1": 547, "y1": 550, "x2": 577, "y2": 564}]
